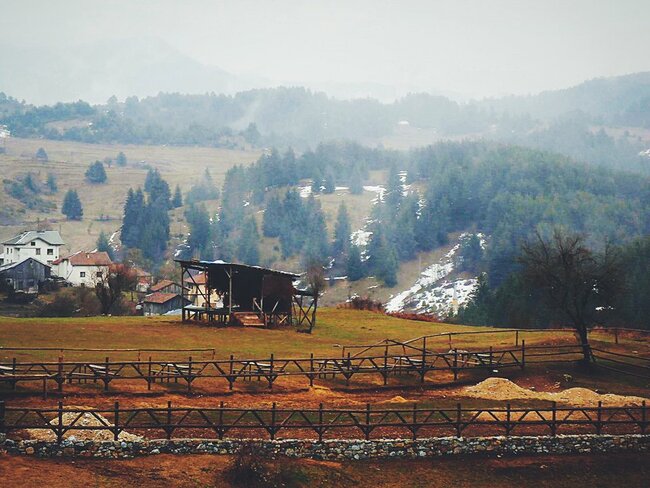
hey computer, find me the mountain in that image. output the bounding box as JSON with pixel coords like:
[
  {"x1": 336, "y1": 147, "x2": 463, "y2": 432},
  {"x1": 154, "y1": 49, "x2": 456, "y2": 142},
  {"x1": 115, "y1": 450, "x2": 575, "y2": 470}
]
[{"x1": 0, "y1": 38, "x2": 255, "y2": 104}]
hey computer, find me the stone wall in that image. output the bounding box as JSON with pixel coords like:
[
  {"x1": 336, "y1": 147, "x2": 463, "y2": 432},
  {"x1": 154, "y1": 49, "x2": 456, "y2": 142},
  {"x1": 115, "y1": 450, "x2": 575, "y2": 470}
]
[{"x1": 2, "y1": 435, "x2": 649, "y2": 459}]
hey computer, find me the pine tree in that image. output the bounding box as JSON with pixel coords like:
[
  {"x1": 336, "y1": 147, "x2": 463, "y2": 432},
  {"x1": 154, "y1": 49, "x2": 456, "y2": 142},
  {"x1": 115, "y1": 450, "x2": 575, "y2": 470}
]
[
  {"x1": 121, "y1": 188, "x2": 145, "y2": 248},
  {"x1": 346, "y1": 244, "x2": 365, "y2": 281},
  {"x1": 46, "y1": 173, "x2": 57, "y2": 193},
  {"x1": 385, "y1": 165, "x2": 403, "y2": 211},
  {"x1": 62, "y1": 189, "x2": 83, "y2": 220},
  {"x1": 96, "y1": 231, "x2": 115, "y2": 260},
  {"x1": 85, "y1": 160, "x2": 107, "y2": 183},
  {"x1": 333, "y1": 203, "x2": 351, "y2": 256},
  {"x1": 262, "y1": 195, "x2": 283, "y2": 237},
  {"x1": 172, "y1": 185, "x2": 183, "y2": 208},
  {"x1": 36, "y1": 147, "x2": 48, "y2": 161},
  {"x1": 349, "y1": 167, "x2": 364, "y2": 195},
  {"x1": 323, "y1": 170, "x2": 336, "y2": 194},
  {"x1": 116, "y1": 151, "x2": 127, "y2": 166},
  {"x1": 184, "y1": 203, "x2": 212, "y2": 259},
  {"x1": 237, "y1": 216, "x2": 260, "y2": 265},
  {"x1": 379, "y1": 246, "x2": 399, "y2": 287}
]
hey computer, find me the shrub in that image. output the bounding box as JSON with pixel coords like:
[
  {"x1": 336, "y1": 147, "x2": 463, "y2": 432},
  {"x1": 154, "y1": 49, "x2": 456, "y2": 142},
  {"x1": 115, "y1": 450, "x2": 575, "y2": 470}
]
[{"x1": 37, "y1": 291, "x2": 78, "y2": 317}]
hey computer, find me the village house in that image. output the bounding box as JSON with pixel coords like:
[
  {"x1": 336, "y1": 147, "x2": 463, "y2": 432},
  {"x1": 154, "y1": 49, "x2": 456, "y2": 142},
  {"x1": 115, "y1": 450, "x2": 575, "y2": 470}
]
[
  {"x1": 0, "y1": 230, "x2": 65, "y2": 267},
  {"x1": 183, "y1": 272, "x2": 221, "y2": 308},
  {"x1": 52, "y1": 251, "x2": 113, "y2": 286},
  {"x1": 133, "y1": 267, "x2": 154, "y2": 292},
  {"x1": 142, "y1": 292, "x2": 191, "y2": 315},
  {"x1": 0, "y1": 257, "x2": 51, "y2": 293}
]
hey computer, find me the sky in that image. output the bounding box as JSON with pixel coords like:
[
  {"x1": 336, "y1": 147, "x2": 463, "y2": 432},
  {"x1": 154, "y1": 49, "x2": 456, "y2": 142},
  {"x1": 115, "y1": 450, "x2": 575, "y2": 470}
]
[{"x1": 2, "y1": 0, "x2": 650, "y2": 99}]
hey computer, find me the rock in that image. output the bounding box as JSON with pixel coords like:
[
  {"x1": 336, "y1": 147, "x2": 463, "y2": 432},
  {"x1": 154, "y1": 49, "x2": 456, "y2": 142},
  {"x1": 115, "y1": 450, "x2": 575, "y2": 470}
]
[{"x1": 25, "y1": 447, "x2": 35, "y2": 455}]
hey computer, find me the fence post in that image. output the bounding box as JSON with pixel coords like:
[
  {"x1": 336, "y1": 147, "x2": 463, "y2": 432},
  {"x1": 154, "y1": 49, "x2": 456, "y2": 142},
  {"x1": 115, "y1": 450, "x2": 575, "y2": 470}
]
[
  {"x1": 57, "y1": 401, "x2": 63, "y2": 444},
  {"x1": 521, "y1": 340, "x2": 526, "y2": 370},
  {"x1": 506, "y1": 403, "x2": 511, "y2": 436},
  {"x1": 269, "y1": 353, "x2": 274, "y2": 389},
  {"x1": 166, "y1": 401, "x2": 172, "y2": 440},
  {"x1": 57, "y1": 356, "x2": 63, "y2": 393},
  {"x1": 515, "y1": 330, "x2": 519, "y2": 346},
  {"x1": 114, "y1": 401, "x2": 120, "y2": 441},
  {"x1": 614, "y1": 327, "x2": 619, "y2": 345},
  {"x1": 309, "y1": 353, "x2": 314, "y2": 387},
  {"x1": 489, "y1": 346, "x2": 493, "y2": 366},
  {"x1": 187, "y1": 356, "x2": 193, "y2": 393},
  {"x1": 317, "y1": 403, "x2": 324, "y2": 442},
  {"x1": 642, "y1": 401, "x2": 647, "y2": 435},
  {"x1": 453, "y1": 349, "x2": 458, "y2": 381},
  {"x1": 0, "y1": 401, "x2": 5, "y2": 435},
  {"x1": 383, "y1": 346, "x2": 388, "y2": 386},
  {"x1": 412, "y1": 403, "x2": 418, "y2": 440},
  {"x1": 104, "y1": 356, "x2": 110, "y2": 392},
  {"x1": 551, "y1": 401, "x2": 557, "y2": 436},
  {"x1": 596, "y1": 401, "x2": 602, "y2": 434},
  {"x1": 229, "y1": 354, "x2": 234, "y2": 390},
  {"x1": 455, "y1": 403, "x2": 462, "y2": 437},
  {"x1": 147, "y1": 356, "x2": 152, "y2": 390},
  {"x1": 365, "y1": 403, "x2": 371, "y2": 440},
  {"x1": 218, "y1": 401, "x2": 224, "y2": 440},
  {"x1": 270, "y1": 402, "x2": 276, "y2": 440},
  {"x1": 448, "y1": 334, "x2": 452, "y2": 350},
  {"x1": 420, "y1": 343, "x2": 426, "y2": 384}
]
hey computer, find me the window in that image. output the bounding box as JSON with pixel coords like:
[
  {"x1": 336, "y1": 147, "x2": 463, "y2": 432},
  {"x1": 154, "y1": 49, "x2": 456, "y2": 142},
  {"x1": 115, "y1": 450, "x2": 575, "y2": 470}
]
[
  {"x1": 31, "y1": 241, "x2": 36, "y2": 246},
  {"x1": 35, "y1": 248, "x2": 41, "y2": 255},
  {"x1": 96, "y1": 271, "x2": 103, "y2": 278},
  {"x1": 80, "y1": 271, "x2": 86, "y2": 278},
  {"x1": 47, "y1": 249, "x2": 53, "y2": 255}
]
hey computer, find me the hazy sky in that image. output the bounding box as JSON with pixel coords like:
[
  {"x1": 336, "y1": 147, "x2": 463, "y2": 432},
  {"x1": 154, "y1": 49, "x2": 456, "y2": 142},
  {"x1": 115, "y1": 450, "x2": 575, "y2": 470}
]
[{"x1": 2, "y1": 0, "x2": 650, "y2": 98}]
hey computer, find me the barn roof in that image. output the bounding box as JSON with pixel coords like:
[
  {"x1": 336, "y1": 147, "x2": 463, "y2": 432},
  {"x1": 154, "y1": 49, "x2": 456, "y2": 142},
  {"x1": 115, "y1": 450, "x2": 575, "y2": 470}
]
[
  {"x1": 175, "y1": 260, "x2": 300, "y2": 279},
  {"x1": 0, "y1": 257, "x2": 52, "y2": 272},
  {"x1": 143, "y1": 292, "x2": 182, "y2": 304}
]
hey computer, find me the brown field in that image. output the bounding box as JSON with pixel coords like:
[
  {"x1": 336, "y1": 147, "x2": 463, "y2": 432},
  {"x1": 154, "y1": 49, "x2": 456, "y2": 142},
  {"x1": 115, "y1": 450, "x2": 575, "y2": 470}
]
[{"x1": 1, "y1": 452, "x2": 649, "y2": 488}]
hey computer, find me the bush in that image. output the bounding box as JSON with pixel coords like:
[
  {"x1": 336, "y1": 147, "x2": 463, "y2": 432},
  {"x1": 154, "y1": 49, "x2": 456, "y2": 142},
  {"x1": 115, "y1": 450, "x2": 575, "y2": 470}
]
[
  {"x1": 338, "y1": 296, "x2": 385, "y2": 312},
  {"x1": 37, "y1": 291, "x2": 78, "y2": 317}
]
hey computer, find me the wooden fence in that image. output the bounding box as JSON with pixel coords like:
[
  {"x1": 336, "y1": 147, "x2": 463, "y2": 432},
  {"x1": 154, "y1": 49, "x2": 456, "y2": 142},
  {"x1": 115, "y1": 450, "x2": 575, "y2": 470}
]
[
  {"x1": 1, "y1": 401, "x2": 647, "y2": 443},
  {"x1": 0, "y1": 343, "x2": 589, "y2": 396}
]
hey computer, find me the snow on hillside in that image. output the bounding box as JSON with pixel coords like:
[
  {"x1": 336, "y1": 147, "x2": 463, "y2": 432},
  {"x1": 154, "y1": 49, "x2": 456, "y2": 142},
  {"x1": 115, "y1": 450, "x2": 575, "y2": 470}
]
[{"x1": 385, "y1": 234, "x2": 481, "y2": 317}]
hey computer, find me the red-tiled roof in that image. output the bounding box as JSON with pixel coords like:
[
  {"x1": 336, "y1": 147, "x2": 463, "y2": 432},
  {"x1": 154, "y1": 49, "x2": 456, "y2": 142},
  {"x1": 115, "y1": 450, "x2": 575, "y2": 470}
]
[
  {"x1": 143, "y1": 292, "x2": 179, "y2": 304},
  {"x1": 150, "y1": 279, "x2": 177, "y2": 292},
  {"x1": 183, "y1": 272, "x2": 207, "y2": 285},
  {"x1": 53, "y1": 251, "x2": 112, "y2": 266}
]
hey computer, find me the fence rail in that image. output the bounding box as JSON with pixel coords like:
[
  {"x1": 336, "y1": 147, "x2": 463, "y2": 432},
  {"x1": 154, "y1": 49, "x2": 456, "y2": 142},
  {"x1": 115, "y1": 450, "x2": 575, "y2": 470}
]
[
  {"x1": 1, "y1": 400, "x2": 647, "y2": 443},
  {"x1": 0, "y1": 343, "x2": 590, "y2": 396}
]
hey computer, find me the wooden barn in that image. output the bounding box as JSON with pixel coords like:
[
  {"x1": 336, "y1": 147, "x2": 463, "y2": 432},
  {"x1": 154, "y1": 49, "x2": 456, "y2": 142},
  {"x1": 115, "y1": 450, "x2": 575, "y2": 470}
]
[
  {"x1": 176, "y1": 260, "x2": 317, "y2": 328},
  {"x1": 0, "y1": 257, "x2": 51, "y2": 293}
]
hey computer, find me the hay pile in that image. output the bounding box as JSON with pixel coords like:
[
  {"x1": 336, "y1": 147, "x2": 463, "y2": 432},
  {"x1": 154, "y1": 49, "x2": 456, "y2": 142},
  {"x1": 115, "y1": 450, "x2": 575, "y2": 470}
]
[
  {"x1": 27, "y1": 411, "x2": 142, "y2": 442},
  {"x1": 465, "y1": 377, "x2": 648, "y2": 407}
]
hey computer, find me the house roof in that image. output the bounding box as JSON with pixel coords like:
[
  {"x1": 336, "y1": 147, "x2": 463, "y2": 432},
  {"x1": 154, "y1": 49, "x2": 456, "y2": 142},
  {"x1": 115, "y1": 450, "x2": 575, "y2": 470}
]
[
  {"x1": 150, "y1": 279, "x2": 180, "y2": 292},
  {"x1": 0, "y1": 257, "x2": 52, "y2": 272},
  {"x1": 3, "y1": 230, "x2": 65, "y2": 246},
  {"x1": 53, "y1": 251, "x2": 112, "y2": 266},
  {"x1": 143, "y1": 292, "x2": 182, "y2": 304},
  {"x1": 183, "y1": 272, "x2": 207, "y2": 285}
]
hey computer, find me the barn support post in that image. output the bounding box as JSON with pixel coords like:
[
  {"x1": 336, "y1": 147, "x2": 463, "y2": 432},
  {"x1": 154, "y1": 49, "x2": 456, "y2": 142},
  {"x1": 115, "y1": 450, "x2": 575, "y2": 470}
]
[{"x1": 227, "y1": 266, "x2": 233, "y2": 321}]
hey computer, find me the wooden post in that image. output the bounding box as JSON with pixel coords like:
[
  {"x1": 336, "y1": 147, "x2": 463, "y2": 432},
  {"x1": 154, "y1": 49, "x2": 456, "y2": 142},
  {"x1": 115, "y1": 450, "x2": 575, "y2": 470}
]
[
  {"x1": 448, "y1": 334, "x2": 452, "y2": 350},
  {"x1": 104, "y1": 356, "x2": 110, "y2": 391},
  {"x1": 551, "y1": 401, "x2": 557, "y2": 436},
  {"x1": 453, "y1": 349, "x2": 458, "y2": 381},
  {"x1": 218, "y1": 401, "x2": 224, "y2": 440},
  {"x1": 114, "y1": 401, "x2": 120, "y2": 441},
  {"x1": 420, "y1": 341, "x2": 427, "y2": 384},
  {"x1": 228, "y1": 266, "x2": 233, "y2": 318},
  {"x1": 506, "y1": 403, "x2": 511, "y2": 436},
  {"x1": 57, "y1": 401, "x2": 63, "y2": 444},
  {"x1": 187, "y1": 356, "x2": 193, "y2": 392},
  {"x1": 229, "y1": 354, "x2": 234, "y2": 390},
  {"x1": 147, "y1": 356, "x2": 152, "y2": 390},
  {"x1": 309, "y1": 353, "x2": 314, "y2": 387},
  {"x1": 166, "y1": 401, "x2": 172, "y2": 440},
  {"x1": 57, "y1": 356, "x2": 63, "y2": 393},
  {"x1": 383, "y1": 345, "x2": 388, "y2": 386},
  {"x1": 412, "y1": 403, "x2": 418, "y2": 440},
  {"x1": 270, "y1": 402, "x2": 277, "y2": 440},
  {"x1": 455, "y1": 403, "x2": 462, "y2": 437},
  {"x1": 614, "y1": 327, "x2": 619, "y2": 345},
  {"x1": 318, "y1": 403, "x2": 324, "y2": 442},
  {"x1": 515, "y1": 330, "x2": 519, "y2": 346},
  {"x1": 269, "y1": 353, "x2": 274, "y2": 389},
  {"x1": 365, "y1": 403, "x2": 371, "y2": 440},
  {"x1": 597, "y1": 401, "x2": 602, "y2": 434},
  {"x1": 521, "y1": 340, "x2": 526, "y2": 370}
]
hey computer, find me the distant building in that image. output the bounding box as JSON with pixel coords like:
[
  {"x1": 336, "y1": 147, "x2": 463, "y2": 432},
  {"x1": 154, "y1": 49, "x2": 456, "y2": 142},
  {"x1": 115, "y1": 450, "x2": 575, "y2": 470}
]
[
  {"x1": 183, "y1": 272, "x2": 220, "y2": 308},
  {"x1": 142, "y1": 292, "x2": 191, "y2": 315},
  {"x1": 52, "y1": 251, "x2": 112, "y2": 286},
  {"x1": 149, "y1": 279, "x2": 186, "y2": 295},
  {"x1": 0, "y1": 257, "x2": 51, "y2": 292},
  {"x1": 133, "y1": 267, "x2": 153, "y2": 292},
  {"x1": 0, "y1": 230, "x2": 65, "y2": 267}
]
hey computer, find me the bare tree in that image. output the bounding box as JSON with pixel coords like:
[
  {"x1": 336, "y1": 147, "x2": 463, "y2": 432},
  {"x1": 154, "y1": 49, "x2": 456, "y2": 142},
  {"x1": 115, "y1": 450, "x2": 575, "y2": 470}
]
[
  {"x1": 94, "y1": 264, "x2": 138, "y2": 315},
  {"x1": 305, "y1": 262, "x2": 326, "y2": 334},
  {"x1": 519, "y1": 230, "x2": 622, "y2": 364}
]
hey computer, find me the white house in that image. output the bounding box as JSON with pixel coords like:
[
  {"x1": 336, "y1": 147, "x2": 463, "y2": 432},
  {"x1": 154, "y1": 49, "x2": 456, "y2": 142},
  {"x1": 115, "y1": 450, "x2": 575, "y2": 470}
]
[
  {"x1": 0, "y1": 230, "x2": 65, "y2": 267},
  {"x1": 52, "y1": 251, "x2": 113, "y2": 286}
]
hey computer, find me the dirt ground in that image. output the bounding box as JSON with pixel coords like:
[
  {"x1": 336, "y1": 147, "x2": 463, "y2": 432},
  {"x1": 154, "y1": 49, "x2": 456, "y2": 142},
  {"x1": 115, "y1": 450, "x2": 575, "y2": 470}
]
[{"x1": 1, "y1": 452, "x2": 649, "y2": 488}]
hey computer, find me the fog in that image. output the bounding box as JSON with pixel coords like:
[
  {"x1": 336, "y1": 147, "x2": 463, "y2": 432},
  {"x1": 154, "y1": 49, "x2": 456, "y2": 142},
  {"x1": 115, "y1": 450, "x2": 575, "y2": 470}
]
[{"x1": 1, "y1": 0, "x2": 650, "y2": 103}]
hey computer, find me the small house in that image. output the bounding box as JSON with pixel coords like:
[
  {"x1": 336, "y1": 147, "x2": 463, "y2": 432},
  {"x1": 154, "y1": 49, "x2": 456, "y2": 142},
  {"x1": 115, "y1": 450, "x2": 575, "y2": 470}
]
[
  {"x1": 142, "y1": 292, "x2": 191, "y2": 315},
  {"x1": 0, "y1": 257, "x2": 51, "y2": 292},
  {"x1": 52, "y1": 251, "x2": 112, "y2": 286}
]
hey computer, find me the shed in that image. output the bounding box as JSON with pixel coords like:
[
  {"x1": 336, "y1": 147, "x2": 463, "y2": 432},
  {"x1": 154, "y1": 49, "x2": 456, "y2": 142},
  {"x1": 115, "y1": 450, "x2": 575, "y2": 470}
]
[
  {"x1": 142, "y1": 292, "x2": 191, "y2": 315},
  {"x1": 0, "y1": 257, "x2": 51, "y2": 292},
  {"x1": 176, "y1": 260, "x2": 316, "y2": 328}
]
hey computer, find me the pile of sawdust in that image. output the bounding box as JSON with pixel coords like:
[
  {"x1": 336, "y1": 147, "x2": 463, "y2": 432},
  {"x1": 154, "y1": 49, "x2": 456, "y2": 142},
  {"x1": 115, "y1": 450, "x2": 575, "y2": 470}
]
[
  {"x1": 465, "y1": 377, "x2": 648, "y2": 407},
  {"x1": 308, "y1": 385, "x2": 333, "y2": 396},
  {"x1": 379, "y1": 395, "x2": 412, "y2": 404},
  {"x1": 27, "y1": 411, "x2": 142, "y2": 442}
]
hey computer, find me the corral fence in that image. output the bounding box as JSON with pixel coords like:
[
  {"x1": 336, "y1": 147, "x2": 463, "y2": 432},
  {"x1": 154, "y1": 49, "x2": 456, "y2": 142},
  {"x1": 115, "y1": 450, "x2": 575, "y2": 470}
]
[
  {"x1": 1, "y1": 400, "x2": 648, "y2": 443},
  {"x1": 0, "y1": 343, "x2": 591, "y2": 396}
]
